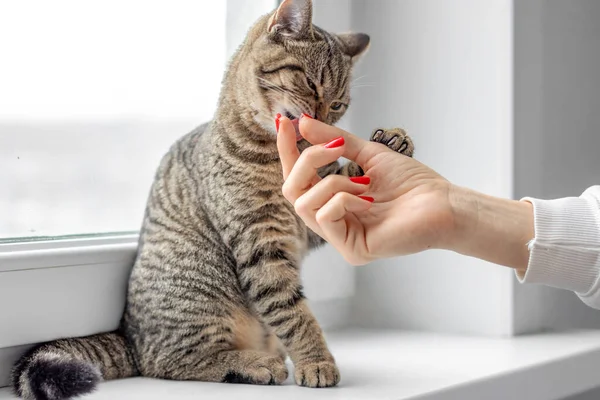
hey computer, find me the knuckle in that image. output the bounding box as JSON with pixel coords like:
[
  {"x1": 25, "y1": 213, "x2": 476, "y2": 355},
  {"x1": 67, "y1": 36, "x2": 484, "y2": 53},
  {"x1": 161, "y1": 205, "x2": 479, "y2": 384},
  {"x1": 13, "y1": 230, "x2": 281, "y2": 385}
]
[
  {"x1": 315, "y1": 208, "x2": 329, "y2": 225},
  {"x1": 299, "y1": 144, "x2": 330, "y2": 168},
  {"x1": 298, "y1": 145, "x2": 318, "y2": 162},
  {"x1": 345, "y1": 254, "x2": 369, "y2": 267},
  {"x1": 345, "y1": 256, "x2": 361, "y2": 266},
  {"x1": 294, "y1": 197, "x2": 310, "y2": 217},
  {"x1": 321, "y1": 175, "x2": 343, "y2": 191},
  {"x1": 332, "y1": 191, "x2": 353, "y2": 203},
  {"x1": 281, "y1": 181, "x2": 294, "y2": 201}
]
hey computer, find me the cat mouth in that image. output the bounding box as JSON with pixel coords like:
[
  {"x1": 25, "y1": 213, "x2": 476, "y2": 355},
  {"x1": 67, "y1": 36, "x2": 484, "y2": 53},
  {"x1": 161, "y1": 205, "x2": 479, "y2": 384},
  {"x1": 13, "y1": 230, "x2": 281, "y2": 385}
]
[{"x1": 282, "y1": 111, "x2": 304, "y2": 142}]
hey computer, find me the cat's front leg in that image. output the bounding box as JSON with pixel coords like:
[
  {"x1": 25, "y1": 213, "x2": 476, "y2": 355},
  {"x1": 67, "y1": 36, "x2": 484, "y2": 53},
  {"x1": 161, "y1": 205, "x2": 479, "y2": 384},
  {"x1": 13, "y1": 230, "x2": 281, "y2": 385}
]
[{"x1": 234, "y1": 237, "x2": 340, "y2": 388}]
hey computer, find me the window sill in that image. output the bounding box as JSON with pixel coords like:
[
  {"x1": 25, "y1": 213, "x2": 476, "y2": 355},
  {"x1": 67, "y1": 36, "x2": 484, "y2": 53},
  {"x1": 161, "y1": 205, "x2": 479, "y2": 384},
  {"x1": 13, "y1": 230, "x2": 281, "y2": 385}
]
[{"x1": 2, "y1": 329, "x2": 600, "y2": 400}]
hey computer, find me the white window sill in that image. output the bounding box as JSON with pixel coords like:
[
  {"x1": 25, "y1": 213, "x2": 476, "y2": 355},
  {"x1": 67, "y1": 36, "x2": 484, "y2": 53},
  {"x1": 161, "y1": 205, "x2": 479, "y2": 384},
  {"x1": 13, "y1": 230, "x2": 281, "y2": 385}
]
[{"x1": 3, "y1": 329, "x2": 600, "y2": 400}]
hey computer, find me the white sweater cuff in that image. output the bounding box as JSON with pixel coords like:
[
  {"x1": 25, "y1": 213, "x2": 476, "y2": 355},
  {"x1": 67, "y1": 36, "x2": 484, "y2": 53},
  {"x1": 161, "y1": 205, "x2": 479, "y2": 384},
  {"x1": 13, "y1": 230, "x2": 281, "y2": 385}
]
[{"x1": 517, "y1": 190, "x2": 600, "y2": 296}]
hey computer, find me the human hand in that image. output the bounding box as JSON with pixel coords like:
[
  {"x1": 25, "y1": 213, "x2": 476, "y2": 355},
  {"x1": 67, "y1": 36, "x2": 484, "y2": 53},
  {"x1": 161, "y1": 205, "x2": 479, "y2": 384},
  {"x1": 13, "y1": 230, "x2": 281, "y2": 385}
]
[{"x1": 277, "y1": 116, "x2": 455, "y2": 265}]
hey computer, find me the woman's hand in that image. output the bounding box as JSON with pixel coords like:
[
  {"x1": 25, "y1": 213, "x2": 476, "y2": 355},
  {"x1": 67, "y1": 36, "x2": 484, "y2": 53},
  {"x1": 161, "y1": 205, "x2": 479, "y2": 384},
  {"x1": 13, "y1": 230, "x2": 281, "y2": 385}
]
[{"x1": 277, "y1": 116, "x2": 455, "y2": 265}]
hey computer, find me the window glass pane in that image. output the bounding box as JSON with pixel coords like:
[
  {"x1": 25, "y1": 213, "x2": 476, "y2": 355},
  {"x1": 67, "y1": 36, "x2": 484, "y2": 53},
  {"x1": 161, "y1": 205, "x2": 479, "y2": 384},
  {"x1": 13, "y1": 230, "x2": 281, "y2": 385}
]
[{"x1": 0, "y1": 1, "x2": 269, "y2": 239}]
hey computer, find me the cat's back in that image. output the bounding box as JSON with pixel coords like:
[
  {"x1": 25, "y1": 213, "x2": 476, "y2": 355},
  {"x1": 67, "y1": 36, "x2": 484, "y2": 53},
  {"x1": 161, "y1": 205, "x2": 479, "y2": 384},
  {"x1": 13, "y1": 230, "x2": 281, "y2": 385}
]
[
  {"x1": 127, "y1": 120, "x2": 237, "y2": 319},
  {"x1": 137, "y1": 121, "x2": 217, "y2": 250},
  {"x1": 160, "y1": 121, "x2": 210, "y2": 173},
  {"x1": 151, "y1": 121, "x2": 213, "y2": 196}
]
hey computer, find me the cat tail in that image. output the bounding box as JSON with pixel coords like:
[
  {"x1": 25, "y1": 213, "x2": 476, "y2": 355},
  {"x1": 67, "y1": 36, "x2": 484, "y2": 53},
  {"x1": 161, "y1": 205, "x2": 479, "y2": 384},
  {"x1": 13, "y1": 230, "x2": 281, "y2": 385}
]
[{"x1": 11, "y1": 331, "x2": 138, "y2": 400}]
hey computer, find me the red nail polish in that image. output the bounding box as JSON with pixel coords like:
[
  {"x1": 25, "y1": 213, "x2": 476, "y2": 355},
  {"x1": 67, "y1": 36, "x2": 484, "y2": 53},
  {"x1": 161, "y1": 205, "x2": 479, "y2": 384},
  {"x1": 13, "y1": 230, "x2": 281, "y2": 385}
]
[
  {"x1": 358, "y1": 196, "x2": 375, "y2": 203},
  {"x1": 301, "y1": 113, "x2": 313, "y2": 119},
  {"x1": 350, "y1": 176, "x2": 371, "y2": 185},
  {"x1": 324, "y1": 136, "x2": 345, "y2": 149},
  {"x1": 275, "y1": 113, "x2": 281, "y2": 132}
]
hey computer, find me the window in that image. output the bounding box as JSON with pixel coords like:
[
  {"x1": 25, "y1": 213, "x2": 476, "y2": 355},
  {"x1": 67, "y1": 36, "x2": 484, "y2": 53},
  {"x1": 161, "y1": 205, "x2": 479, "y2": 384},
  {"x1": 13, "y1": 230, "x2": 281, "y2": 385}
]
[
  {"x1": 0, "y1": 0, "x2": 278, "y2": 388},
  {"x1": 0, "y1": 0, "x2": 274, "y2": 239}
]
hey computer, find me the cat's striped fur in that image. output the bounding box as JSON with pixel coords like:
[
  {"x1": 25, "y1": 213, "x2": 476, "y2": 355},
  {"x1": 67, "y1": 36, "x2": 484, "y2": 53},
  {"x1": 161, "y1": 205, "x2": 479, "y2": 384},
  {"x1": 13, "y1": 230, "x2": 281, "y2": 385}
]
[{"x1": 12, "y1": 0, "x2": 414, "y2": 398}]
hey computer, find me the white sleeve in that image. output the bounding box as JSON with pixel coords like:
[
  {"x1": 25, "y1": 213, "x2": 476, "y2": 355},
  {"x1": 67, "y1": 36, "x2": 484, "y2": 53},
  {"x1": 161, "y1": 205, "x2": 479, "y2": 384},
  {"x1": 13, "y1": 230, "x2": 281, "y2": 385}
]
[{"x1": 517, "y1": 186, "x2": 600, "y2": 309}]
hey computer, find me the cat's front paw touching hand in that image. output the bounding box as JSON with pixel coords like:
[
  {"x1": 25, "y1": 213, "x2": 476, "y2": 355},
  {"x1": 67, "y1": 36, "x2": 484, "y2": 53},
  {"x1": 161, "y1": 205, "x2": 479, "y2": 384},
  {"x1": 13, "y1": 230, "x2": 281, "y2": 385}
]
[
  {"x1": 370, "y1": 128, "x2": 414, "y2": 157},
  {"x1": 294, "y1": 360, "x2": 340, "y2": 388}
]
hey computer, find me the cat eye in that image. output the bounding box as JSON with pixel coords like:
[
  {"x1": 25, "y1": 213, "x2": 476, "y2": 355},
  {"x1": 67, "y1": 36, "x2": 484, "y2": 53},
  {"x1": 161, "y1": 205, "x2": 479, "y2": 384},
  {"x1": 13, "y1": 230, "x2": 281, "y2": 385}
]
[
  {"x1": 261, "y1": 64, "x2": 304, "y2": 75},
  {"x1": 306, "y1": 77, "x2": 317, "y2": 93},
  {"x1": 330, "y1": 102, "x2": 346, "y2": 111}
]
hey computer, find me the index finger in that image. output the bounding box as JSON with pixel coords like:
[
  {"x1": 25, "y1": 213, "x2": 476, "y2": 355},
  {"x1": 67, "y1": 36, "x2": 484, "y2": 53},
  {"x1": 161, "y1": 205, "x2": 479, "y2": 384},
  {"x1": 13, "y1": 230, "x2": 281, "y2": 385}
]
[
  {"x1": 298, "y1": 117, "x2": 392, "y2": 170},
  {"x1": 276, "y1": 117, "x2": 301, "y2": 180}
]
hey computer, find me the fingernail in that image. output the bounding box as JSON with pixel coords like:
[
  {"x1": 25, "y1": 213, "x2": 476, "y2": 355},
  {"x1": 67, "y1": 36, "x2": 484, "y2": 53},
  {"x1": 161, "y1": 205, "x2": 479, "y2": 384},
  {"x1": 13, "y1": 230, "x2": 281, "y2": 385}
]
[
  {"x1": 301, "y1": 113, "x2": 313, "y2": 120},
  {"x1": 350, "y1": 176, "x2": 371, "y2": 185},
  {"x1": 324, "y1": 136, "x2": 345, "y2": 149},
  {"x1": 275, "y1": 113, "x2": 281, "y2": 132},
  {"x1": 358, "y1": 196, "x2": 375, "y2": 203}
]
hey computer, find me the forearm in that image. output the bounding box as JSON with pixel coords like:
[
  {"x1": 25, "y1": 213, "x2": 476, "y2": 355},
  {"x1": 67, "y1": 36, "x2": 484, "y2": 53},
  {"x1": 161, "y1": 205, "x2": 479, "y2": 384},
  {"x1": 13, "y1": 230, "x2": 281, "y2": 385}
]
[{"x1": 445, "y1": 186, "x2": 534, "y2": 272}]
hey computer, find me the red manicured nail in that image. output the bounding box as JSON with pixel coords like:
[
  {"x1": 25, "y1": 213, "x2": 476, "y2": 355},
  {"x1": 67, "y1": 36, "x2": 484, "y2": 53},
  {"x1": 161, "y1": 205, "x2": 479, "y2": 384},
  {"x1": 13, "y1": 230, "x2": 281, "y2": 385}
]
[
  {"x1": 301, "y1": 113, "x2": 313, "y2": 119},
  {"x1": 275, "y1": 113, "x2": 281, "y2": 132},
  {"x1": 358, "y1": 196, "x2": 375, "y2": 203},
  {"x1": 350, "y1": 176, "x2": 371, "y2": 185},
  {"x1": 324, "y1": 136, "x2": 345, "y2": 149}
]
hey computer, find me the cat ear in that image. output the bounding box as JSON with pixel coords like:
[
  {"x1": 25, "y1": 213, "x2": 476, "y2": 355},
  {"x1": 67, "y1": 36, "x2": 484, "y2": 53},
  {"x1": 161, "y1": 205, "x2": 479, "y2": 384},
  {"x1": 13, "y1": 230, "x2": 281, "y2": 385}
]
[
  {"x1": 337, "y1": 33, "x2": 371, "y2": 62},
  {"x1": 267, "y1": 0, "x2": 313, "y2": 39}
]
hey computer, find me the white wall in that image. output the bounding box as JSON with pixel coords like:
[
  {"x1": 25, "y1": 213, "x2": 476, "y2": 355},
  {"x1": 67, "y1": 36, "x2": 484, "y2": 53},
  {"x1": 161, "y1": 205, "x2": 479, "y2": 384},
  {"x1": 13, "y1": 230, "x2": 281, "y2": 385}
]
[
  {"x1": 513, "y1": 0, "x2": 600, "y2": 333},
  {"x1": 348, "y1": 0, "x2": 515, "y2": 335}
]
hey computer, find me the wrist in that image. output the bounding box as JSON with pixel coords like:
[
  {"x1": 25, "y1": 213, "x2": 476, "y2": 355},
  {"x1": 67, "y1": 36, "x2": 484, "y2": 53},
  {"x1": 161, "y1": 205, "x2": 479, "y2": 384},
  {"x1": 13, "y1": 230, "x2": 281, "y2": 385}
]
[
  {"x1": 444, "y1": 185, "x2": 534, "y2": 271},
  {"x1": 445, "y1": 185, "x2": 478, "y2": 252}
]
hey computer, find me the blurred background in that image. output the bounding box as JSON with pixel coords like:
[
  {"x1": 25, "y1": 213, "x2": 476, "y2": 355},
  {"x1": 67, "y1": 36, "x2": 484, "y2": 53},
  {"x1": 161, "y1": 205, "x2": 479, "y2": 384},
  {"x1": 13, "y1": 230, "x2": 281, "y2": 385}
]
[{"x1": 0, "y1": 1, "x2": 227, "y2": 237}]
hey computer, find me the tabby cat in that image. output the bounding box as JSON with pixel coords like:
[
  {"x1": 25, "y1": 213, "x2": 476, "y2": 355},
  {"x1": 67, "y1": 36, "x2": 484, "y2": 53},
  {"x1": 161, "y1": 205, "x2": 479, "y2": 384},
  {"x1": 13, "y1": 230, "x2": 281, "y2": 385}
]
[{"x1": 12, "y1": 0, "x2": 414, "y2": 398}]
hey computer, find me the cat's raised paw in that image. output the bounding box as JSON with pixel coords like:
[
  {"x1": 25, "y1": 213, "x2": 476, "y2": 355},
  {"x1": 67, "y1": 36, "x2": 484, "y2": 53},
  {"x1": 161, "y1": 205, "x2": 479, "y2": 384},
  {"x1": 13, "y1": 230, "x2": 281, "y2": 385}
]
[
  {"x1": 294, "y1": 360, "x2": 340, "y2": 388},
  {"x1": 370, "y1": 128, "x2": 414, "y2": 157}
]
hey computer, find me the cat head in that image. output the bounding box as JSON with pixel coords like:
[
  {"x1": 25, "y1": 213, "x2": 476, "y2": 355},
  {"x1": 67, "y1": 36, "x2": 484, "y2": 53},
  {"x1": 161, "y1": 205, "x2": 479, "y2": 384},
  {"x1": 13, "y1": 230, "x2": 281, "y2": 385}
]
[{"x1": 223, "y1": 0, "x2": 370, "y2": 137}]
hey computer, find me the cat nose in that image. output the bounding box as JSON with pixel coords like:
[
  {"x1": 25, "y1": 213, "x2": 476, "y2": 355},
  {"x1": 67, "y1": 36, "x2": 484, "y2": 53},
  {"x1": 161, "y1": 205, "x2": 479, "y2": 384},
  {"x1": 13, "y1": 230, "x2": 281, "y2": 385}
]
[{"x1": 316, "y1": 104, "x2": 328, "y2": 121}]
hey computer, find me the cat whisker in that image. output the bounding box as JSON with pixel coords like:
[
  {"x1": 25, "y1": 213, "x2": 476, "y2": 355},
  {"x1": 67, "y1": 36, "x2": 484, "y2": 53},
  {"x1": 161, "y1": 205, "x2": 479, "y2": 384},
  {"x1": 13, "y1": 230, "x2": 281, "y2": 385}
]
[
  {"x1": 350, "y1": 83, "x2": 376, "y2": 89},
  {"x1": 350, "y1": 74, "x2": 369, "y2": 84},
  {"x1": 256, "y1": 76, "x2": 296, "y2": 94}
]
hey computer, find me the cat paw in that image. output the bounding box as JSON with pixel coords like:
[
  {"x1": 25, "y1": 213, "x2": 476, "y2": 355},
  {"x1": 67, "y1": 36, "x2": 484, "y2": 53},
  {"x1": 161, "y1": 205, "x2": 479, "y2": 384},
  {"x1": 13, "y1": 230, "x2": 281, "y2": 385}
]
[
  {"x1": 370, "y1": 128, "x2": 414, "y2": 157},
  {"x1": 294, "y1": 360, "x2": 340, "y2": 388},
  {"x1": 224, "y1": 354, "x2": 288, "y2": 385}
]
